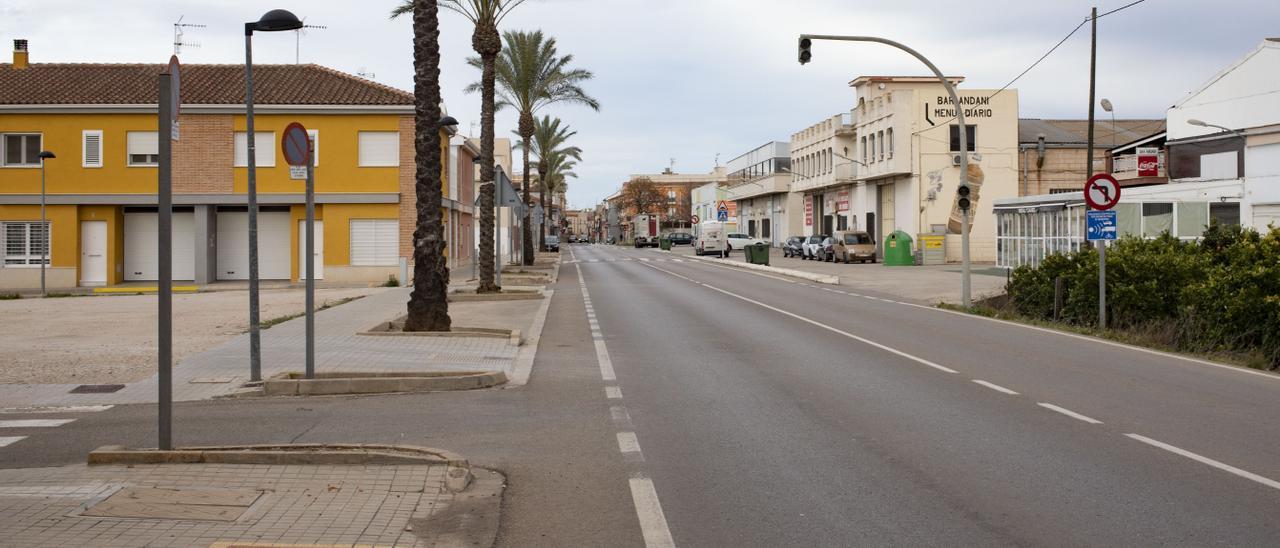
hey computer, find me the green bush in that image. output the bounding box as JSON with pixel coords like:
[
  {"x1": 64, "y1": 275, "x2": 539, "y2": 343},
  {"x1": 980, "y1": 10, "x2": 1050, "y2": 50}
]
[
  {"x1": 382, "y1": 275, "x2": 400, "y2": 287},
  {"x1": 0, "y1": 292, "x2": 20, "y2": 300},
  {"x1": 1006, "y1": 221, "x2": 1280, "y2": 369}
]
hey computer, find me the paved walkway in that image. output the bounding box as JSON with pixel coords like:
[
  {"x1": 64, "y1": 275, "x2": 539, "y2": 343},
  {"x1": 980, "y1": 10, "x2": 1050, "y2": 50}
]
[
  {"x1": 0, "y1": 287, "x2": 523, "y2": 407},
  {"x1": 0, "y1": 462, "x2": 455, "y2": 547}
]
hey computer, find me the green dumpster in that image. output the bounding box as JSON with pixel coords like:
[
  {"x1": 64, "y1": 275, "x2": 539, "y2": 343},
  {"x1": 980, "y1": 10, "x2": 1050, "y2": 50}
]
[
  {"x1": 883, "y1": 230, "x2": 914, "y2": 266},
  {"x1": 745, "y1": 242, "x2": 770, "y2": 266},
  {"x1": 659, "y1": 237, "x2": 672, "y2": 251}
]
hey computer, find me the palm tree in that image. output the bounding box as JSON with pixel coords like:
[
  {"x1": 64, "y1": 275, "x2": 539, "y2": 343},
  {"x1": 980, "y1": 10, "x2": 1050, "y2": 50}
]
[
  {"x1": 471, "y1": 30, "x2": 599, "y2": 265},
  {"x1": 401, "y1": 0, "x2": 449, "y2": 331},
  {"x1": 515, "y1": 115, "x2": 580, "y2": 247},
  {"x1": 538, "y1": 148, "x2": 577, "y2": 238},
  {"x1": 392, "y1": 0, "x2": 526, "y2": 293}
]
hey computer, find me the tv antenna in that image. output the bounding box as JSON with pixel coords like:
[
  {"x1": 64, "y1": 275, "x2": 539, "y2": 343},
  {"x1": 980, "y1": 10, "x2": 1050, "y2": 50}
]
[
  {"x1": 294, "y1": 17, "x2": 328, "y2": 64},
  {"x1": 356, "y1": 67, "x2": 376, "y2": 80},
  {"x1": 173, "y1": 16, "x2": 206, "y2": 55}
]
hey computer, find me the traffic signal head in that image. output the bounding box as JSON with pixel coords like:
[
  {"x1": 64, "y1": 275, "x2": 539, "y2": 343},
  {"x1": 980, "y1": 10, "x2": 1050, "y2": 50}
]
[
  {"x1": 957, "y1": 184, "x2": 971, "y2": 210},
  {"x1": 798, "y1": 37, "x2": 812, "y2": 65}
]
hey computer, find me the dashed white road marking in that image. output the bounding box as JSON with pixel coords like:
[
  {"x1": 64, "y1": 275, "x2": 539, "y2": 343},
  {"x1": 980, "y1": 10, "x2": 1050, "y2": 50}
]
[
  {"x1": 1125, "y1": 434, "x2": 1280, "y2": 491},
  {"x1": 638, "y1": 257, "x2": 650, "y2": 262},
  {"x1": 605, "y1": 386, "x2": 623, "y2": 399},
  {"x1": 641, "y1": 263, "x2": 958, "y2": 374},
  {"x1": 971, "y1": 380, "x2": 1019, "y2": 395},
  {"x1": 0, "y1": 419, "x2": 75, "y2": 428},
  {"x1": 0, "y1": 436, "x2": 25, "y2": 448},
  {"x1": 1038, "y1": 403, "x2": 1103, "y2": 424},
  {"x1": 629, "y1": 475, "x2": 678, "y2": 548},
  {"x1": 611, "y1": 406, "x2": 632, "y2": 425},
  {"x1": 594, "y1": 340, "x2": 617, "y2": 381},
  {"x1": 0, "y1": 405, "x2": 113, "y2": 414},
  {"x1": 616, "y1": 431, "x2": 643, "y2": 456}
]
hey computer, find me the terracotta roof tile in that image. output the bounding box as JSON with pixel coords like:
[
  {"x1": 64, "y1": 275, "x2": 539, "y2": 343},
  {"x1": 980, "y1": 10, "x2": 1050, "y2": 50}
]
[{"x1": 0, "y1": 63, "x2": 412, "y2": 106}]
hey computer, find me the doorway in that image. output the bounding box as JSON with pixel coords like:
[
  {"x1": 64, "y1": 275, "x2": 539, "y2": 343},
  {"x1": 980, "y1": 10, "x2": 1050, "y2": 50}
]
[{"x1": 80, "y1": 221, "x2": 107, "y2": 286}]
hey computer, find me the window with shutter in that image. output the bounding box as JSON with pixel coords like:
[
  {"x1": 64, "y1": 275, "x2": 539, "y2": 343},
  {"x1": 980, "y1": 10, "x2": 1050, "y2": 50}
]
[
  {"x1": 358, "y1": 132, "x2": 399, "y2": 167},
  {"x1": 349, "y1": 219, "x2": 399, "y2": 266},
  {"x1": 82, "y1": 130, "x2": 103, "y2": 168},
  {"x1": 233, "y1": 132, "x2": 276, "y2": 167},
  {"x1": 2, "y1": 221, "x2": 50, "y2": 266},
  {"x1": 126, "y1": 131, "x2": 159, "y2": 166}
]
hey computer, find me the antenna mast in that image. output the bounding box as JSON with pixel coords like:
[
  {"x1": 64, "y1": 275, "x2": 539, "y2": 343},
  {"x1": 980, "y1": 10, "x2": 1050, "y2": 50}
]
[
  {"x1": 173, "y1": 16, "x2": 206, "y2": 55},
  {"x1": 295, "y1": 19, "x2": 328, "y2": 64}
]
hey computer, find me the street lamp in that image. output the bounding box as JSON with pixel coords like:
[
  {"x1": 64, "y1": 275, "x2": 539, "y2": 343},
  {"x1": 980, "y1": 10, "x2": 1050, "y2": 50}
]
[
  {"x1": 798, "y1": 33, "x2": 973, "y2": 305},
  {"x1": 244, "y1": 8, "x2": 303, "y2": 382},
  {"x1": 1100, "y1": 98, "x2": 1116, "y2": 149},
  {"x1": 37, "y1": 150, "x2": 55, "y2": 296},
  {"x1": 1187, "y1": 118, "x2": 1235, "y2": 133}
]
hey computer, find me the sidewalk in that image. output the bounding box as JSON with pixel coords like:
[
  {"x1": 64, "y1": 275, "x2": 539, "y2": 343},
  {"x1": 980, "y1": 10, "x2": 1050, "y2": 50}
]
[
  {"x1": 667, "y1": 245, "x2": 1009, "y2": 304},
  {"x1": 0, "y1": 281, "x2": 547, "y2": 407}
]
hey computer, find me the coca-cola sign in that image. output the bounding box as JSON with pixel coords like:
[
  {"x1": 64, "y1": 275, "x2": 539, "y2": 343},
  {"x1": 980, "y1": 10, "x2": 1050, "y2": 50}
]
[{"x1": 1137, "y1": 154, "x2": 1159, "y2": 177}]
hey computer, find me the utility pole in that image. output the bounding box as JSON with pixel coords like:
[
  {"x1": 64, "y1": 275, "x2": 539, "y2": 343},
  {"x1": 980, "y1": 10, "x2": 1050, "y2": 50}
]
[{"x1": 1086, "y1": 6, "x2": 1105, "y2": 331}]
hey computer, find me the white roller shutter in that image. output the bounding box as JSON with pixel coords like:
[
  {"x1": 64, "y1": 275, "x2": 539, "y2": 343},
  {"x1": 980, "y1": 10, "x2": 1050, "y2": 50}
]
[
  {"x1": 259, "y1": 212, "x2": 291, "y2": 279},
  {"x1": 1254, "y1": 205, "x2": 1280, "y2": 232},
  {"x1": 350, "y1": 219, "x2": 399, "y2": 266},
  {"x1": 358, "y1": 132, "x2": 399, "y2": 167},
  {"x1": 216, "y1": 211, "x2": 249, "y2": 280},
  {"x1": 124, "y1": 211, "x2": 194, "y2": 281},
  {"x1": 216, "y1": 210, "x2": 290, "y2": 280}
]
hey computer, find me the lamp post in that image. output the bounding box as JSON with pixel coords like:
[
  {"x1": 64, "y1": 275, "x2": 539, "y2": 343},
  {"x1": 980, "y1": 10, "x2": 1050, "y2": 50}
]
[
  {"x1": 37, "y1": 150, "x2": 55, "y2": 296},
  {"x1": 798, "y1": 34, "x2": 972, "y2": 306},
  {"x1": 244, "y1": 9, "x2": 303, "y2": 382},
  {"x1": 1187, "y1": 118, "x2": 1235, "y2": 133}
]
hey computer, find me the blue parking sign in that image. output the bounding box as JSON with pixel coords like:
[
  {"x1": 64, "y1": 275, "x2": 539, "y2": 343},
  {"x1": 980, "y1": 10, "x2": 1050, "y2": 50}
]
[{"x1": 1087, "y1": 210, "x2": 1117, "y2": 241}]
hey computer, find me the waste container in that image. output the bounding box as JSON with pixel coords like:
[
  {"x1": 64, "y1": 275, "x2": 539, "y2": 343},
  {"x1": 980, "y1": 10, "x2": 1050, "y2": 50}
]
[
  {"x1": 659, "y1": 237, "x2": 672, "y2": 251},
  {"x1": 918, "y1": 234, "x2": 945, "y2": 265},
  {"x1": 744, "y1": 242, "x2": 770, "y2": 266},
  {"x1": 883, "y1": 230, "x2": 914, "y2": 266}
]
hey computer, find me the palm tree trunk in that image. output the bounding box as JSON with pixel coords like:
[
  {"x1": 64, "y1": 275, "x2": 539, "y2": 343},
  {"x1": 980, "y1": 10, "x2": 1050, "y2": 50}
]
[
  {"x1": 538, "y1": 159, "x2": 548, "y2": 250},
  {"x1": 475, "y1": 28, "x2": 500, "y2": 293},
  {"x1": 520, "y1": 142, "x2": 535, "y2": 265},
  {"x1": 404, "y1": 0, "x2": 450, "y2": 332}
]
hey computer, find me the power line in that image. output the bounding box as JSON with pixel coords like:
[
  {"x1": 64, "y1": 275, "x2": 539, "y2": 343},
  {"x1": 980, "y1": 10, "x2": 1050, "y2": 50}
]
[{"x1": 1098, "y1": 0, "x2": 1147, "y2": 19}]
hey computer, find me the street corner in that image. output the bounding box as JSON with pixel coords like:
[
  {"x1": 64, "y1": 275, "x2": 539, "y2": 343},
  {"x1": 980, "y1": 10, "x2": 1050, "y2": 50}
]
[{"x1": 0, "y1": 443, "x2": 504, "y2": 547}]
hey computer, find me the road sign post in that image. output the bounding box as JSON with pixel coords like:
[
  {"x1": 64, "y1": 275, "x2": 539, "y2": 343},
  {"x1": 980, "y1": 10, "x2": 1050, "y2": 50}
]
[
  {"x1": 282, "y1": 123, "x2": 315, "y2": 379},
  {"x1": 157, "y1": 56, "x2": 179, "y2": 451},
  {"x1": 1084, "y1": 173, "x2": 1121, "y2": 331}
]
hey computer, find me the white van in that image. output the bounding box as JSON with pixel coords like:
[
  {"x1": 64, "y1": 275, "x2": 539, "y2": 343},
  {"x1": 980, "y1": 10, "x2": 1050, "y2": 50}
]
[{"x1": 695, "y1": 221, "x2": 727, "y2": 257}]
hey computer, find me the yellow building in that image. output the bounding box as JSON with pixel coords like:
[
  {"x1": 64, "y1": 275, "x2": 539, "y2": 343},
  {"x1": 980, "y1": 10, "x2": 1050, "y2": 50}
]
[{"x1": 0, "y1": 42, "x2": 454, "y2": 288}]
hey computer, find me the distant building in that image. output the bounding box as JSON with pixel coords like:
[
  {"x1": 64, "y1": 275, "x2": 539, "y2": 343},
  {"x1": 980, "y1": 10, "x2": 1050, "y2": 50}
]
[
  {"x1": 1016, "y1": 118, "x2": 1166, "y2": 196},
  {"x1": 789, "y1": 115, "x2": 856, "y2": 239},
  {"x1": 725, "y1": 141, "x2": 798, "y2": 246}
]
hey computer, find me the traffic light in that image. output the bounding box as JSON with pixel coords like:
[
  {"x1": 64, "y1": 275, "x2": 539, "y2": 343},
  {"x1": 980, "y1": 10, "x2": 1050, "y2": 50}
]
[
  {"x1": 957, "y1": 184, "x2": 971, "y2": 211},
  {"x1": 798, "y1": 37, "x2": 812, "y2": 65}
]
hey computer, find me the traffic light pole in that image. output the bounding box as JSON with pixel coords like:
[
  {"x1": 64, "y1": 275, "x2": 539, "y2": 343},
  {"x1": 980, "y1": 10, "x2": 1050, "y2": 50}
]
[{"x1": 798, "y1": 34, "x2": 970, "y2": 306}]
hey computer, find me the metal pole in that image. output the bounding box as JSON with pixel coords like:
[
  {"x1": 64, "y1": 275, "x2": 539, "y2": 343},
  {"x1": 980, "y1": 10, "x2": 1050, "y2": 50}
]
[
  {"x1": 244, "y1": 29, "x2": 263, "y2": 382},
  {"x1": 800, "y1": 34, "x2": 970, "y2": 306},
  {"x1": 304, "y1": 137, "x2": 315, "y2": 379},
  {"x1": 1085, "y1": 7, "x2": 1105, "y2": 330},
  {"x1": 495, "y1": 206, "x2": 502, "y2": 287},
  {"x1": 157, "y1": 72, "x2": 174, "y2": 451},
  {"x1": 39, "y1": 161, "x2": 46, "y2": 297}
]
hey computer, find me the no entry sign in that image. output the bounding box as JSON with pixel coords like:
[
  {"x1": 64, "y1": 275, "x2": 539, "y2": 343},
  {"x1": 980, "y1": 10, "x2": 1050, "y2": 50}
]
[
  {"x1": 1084, "y1": 173, "x2": 1121, "y2": 210},
  {"x1": 281, "y1": 122, "x2": 311, "y2": 167}
]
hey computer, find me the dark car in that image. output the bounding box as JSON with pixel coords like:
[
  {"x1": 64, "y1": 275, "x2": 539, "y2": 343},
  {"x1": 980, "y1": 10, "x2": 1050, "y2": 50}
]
[
  {"x1": 818, "y1": 237, "x2": 838, "y2": 262},
  {"x1": 668, "y1": 232, "x2": 693, "y2": 245},
  {"x1": 544, "y1": 235, "x2": 560, "y2": 252},
  {"x1": 782, "y1": 236, "x2": 804, "y2": 258}
]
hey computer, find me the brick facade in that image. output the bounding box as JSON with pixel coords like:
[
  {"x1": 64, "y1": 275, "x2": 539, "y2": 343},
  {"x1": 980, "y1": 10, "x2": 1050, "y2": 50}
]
[
  {"x1": 398, "y1": 115, "x2": 416, "y2": 260},
  {"x1": 1019, "y1": 147, "x2": 1110, "y2": 196},
  {"x1": 173, "y1": 114, "x2": 233, "y2": 194}
]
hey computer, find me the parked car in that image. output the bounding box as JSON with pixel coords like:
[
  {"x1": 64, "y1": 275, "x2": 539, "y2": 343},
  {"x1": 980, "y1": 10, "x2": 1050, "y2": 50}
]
[
  {"x1": 725, "y1": 233, "x2": 765, "y2": 253},
  {"x1": 695, "y1": 222, "x2": 727, "y2": 257},
  {"x1": 801, "y1": 234, "x2": 828, "y2": 260},
  {"x1": 544, "y1": 235, "x2": 560, "y2": 252},
  {"x1": 832, "y1": 231, "x2": 876, "y2": 263},
  {"x1": 817, "y1": 237, "x2": 839, "y2": 262},
  {"x1": 782, "y1": 236, "x2": 805, "y2": 258},
  {"x1": 667, "y1": 232, "x2": 693, "y2": 245}
]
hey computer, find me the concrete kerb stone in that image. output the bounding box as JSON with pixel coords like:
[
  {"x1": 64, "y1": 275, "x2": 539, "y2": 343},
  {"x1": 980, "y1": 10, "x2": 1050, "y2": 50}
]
[
  {"x1": 87, "y1": 443, "x2": 471, "y2": 468},
  {"x1": 359, "y1": 319, "x2": 520, "y2": 344},
  {"x1": 683, "y1": 253, "x2": 841, "y2": 284},
  {"x1": 507, "y1": 288, "x2": 553, "y2": 388},
  {"x1": 262, "y1": 370, "x2": 508, "y2": 396}
]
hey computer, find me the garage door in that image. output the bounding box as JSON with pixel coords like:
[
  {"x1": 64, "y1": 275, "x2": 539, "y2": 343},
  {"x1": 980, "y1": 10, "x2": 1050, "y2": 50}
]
[
  {"x1": 1255, "y1": 204, "x2": 1280, "y2": 232},
  {"x1": 124, "y1": 211, "x2": 194, "y2": 281},
  {"x1": 217, "y1": 210, "x2": 291, "y2": 280}
]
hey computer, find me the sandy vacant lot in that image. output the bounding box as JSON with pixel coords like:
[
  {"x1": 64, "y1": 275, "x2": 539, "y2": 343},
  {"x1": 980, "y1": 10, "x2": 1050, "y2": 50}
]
[{"x1": 0, "y1": 287, "x2": 385, "y2": 385}]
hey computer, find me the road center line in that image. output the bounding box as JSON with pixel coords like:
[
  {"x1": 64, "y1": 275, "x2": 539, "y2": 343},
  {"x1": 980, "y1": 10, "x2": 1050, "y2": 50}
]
[
  {"x1": 616, "y1": 431, "x2": 642, "y2": 455},
  {"x1": 605, "y1": 386, "x2": 623, "y2": 399},
  {"x1": 641, "y1": 263, "x2": 958, "y2": 374},
  {"x1": 629, "y1": 475, "x2": 678, "y2": 548},
  {"x1": 1037, "y1": 403, "x2": 1103, "y2": 424},
  {"x1": 971, "y1": 380, "x2": 1019, "y2": 395},
  {"x1": 1125, "y1": 433, "x2": 1280, "y2": 491}
]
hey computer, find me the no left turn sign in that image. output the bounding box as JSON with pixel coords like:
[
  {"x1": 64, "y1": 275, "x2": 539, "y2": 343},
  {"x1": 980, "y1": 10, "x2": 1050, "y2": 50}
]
[{"x1": 1084, "y1": 173, "x2": 1121, "y2": 210}]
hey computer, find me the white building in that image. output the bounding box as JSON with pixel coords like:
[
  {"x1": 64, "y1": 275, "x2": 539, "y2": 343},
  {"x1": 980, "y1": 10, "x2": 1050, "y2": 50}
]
[
  {"x1": 723, "y1": 142, "x2": 798, "y2": 246},
  {"x1": 790, "y1": 114, "x2": 858, "y2": 238},
  {"x1": 691, "y1": 181, "x2": 731, "y2": 235}
]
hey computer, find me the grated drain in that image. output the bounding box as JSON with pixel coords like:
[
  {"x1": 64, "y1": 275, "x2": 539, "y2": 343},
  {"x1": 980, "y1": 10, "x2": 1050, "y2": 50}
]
[{"x1": 69, "y1": 384, "x2": 125, "y2": 394}]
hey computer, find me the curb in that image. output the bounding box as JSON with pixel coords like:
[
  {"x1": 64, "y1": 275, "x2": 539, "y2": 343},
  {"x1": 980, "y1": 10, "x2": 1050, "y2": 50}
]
[
  {"x1": 447, "y1": 290, "x2": 544, "y2": 302},
  {"x1": 359, "y1": 321, "x2": 521, "y2": 345},
  {"x1": 681, "y1": 253, "x2": 841, "y2": 284},
  {"x1": 262, "y1": 370, "x2": 508, "y2": 396},
  {"x1": 507, "y1": 287, "x2": 554, "y2": 387},
  {"x1": 87, "y1": 443, "x2": 470, "y2": 467}
]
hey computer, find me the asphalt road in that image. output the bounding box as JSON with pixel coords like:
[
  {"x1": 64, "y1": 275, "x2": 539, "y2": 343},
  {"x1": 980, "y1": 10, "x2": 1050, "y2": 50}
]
[{"x1": 3, "y1": 243, "x2": 1279, "y2": 546}]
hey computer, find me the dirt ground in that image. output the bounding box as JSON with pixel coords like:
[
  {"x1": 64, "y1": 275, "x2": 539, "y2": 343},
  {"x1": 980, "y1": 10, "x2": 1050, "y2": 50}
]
[{"x1": 0, "y1": 287, "x2": 385, "y2": 385}]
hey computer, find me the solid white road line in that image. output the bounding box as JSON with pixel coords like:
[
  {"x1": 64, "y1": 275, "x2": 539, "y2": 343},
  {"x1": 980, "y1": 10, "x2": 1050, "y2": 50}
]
[
  {"x1": 971, "y1": 380, "x2": 1019, "y2": 395},
  {"x1": 0, "y1": 436, "x2": 25, "y2": 448},
  {"x1": 1037, "y1": 403, "x2": 1103, "y2": 424},
  {"x1": 616, "y1": 431, "x2": 642, "y2": 455},
  {"x1": 642, "y1": 263, "x2": 958, "y2": 375},
  {"x1": 629, "y1": 475, "x2": 678, "y2": 548},
  {"x1": 682, "y1": 258, "x2": 796, "y2": 283},
  {"x1": 0, "y1": 419, "x2": 75, "y2": 428},
  {"x1": 0, "y1": 405, "x2": 113, "y2": 414},
  {"x1": 605, "y1": 386, "x2": 623, "y2": 399},
  {"x1": 1125, "y1": 433, "x2": 1280, "y2": 491}
]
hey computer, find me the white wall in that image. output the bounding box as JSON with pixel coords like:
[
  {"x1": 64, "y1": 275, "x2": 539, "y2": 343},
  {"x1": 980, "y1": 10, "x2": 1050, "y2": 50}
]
[{"x1": 1168, "y1": 41, "x2": 1280, "y2": 139}]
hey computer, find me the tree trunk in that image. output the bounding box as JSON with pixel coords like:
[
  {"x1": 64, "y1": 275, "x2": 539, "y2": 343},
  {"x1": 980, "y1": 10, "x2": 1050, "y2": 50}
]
[
  {"x1": 474, "y1": 24, "x2": 501, "y2": 293},
  {"x1": 538, "y1": 158, "x2": 548, "y2": 250},
  {"x1": 519, "y1": 113, "x2": 535, "y2": 266},
  {"x1": 404, "y1": 0, "x2": 450, "y2": 332}
]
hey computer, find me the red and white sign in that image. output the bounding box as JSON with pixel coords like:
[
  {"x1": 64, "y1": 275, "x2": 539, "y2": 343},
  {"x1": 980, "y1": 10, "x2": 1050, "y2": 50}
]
[
  {"x1": 1136, "y1": 147, "x2": 1159, "y2": 177},
  {"x1": 836, "y1": 190, "x2": 850, "y2": 212},
  {"x1": 804, "y1": 196, "x2": 814, "y2": 226},
  {"x1": 1084, "y1": 173, "x2": 1122, "y2": 210}
]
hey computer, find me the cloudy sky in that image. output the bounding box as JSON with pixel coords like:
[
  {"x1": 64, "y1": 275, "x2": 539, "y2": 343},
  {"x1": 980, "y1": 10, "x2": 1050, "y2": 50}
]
[{"x1": 3, "y1": 0, "x2": 1277, "y2": 207}]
